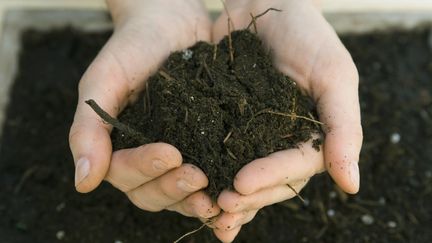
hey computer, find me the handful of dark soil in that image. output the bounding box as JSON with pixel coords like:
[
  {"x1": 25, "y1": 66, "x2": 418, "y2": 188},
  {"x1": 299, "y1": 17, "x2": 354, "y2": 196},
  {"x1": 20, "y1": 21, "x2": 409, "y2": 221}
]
[{"x1": 90, "y1": 30, "x2": 323, "y2": 199}]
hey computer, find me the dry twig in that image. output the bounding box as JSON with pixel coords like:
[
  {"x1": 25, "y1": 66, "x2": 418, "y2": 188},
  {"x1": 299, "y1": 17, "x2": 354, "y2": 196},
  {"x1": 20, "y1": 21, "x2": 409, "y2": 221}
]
[{"x1": 85, "y1": 99, "x2": 150, "y2": 144}]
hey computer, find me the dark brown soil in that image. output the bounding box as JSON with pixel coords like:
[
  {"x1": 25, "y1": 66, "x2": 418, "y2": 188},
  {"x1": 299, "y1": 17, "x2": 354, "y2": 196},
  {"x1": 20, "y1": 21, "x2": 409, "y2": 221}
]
[
  {"x1": 107, "y1": 30, "x2": 322, "y2": 199},
  {"x1": 0, "y1": 27, "x2": 431, "y2": 243}
]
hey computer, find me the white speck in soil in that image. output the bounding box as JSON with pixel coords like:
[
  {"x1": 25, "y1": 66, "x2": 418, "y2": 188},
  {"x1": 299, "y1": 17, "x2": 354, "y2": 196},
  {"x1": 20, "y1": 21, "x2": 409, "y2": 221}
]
[
  {"x1": 182, "y1": 49, "x2": 193, "y2": 60},
  {"x1": 327, "y1": 209, "x2": 335, "y2": 217},
  {"x1": 387, "y1": 221, "x2": 397, "y2": 228},
  {"x1": 56, "y1": 202, "x2": 66, "y2": 212},
  {"x1": 361, "y1": 214, "x2": 374, "y2": 225},
  {"x1": 329, "y1": 191, "x2": 337, "y2": 199},
  {"x1": 201, "y1": 131, "x2": 205, "y2": 135},
  {"x1": 190, "y1": 96, "x2": 195, "y2": 101},
  {"x1": 390, "y1": 133, "x2": 401, "y2": 144},
  {"x1": 56, "y1": 230, "x2": 65, "y2": 240},
  {"x1": 252, "y1": 63, "x2": 256, "y2": 68}
]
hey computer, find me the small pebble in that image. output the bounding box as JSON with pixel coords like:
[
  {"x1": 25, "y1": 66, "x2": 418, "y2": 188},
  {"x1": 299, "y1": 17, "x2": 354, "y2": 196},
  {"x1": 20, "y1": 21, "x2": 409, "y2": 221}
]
[
  {"x1": 182, "y1": 49, "x2": 193, "y2": 60},
  {"x1": 390, "y1": 133, "x2": 401, "y2": 144},
  {"x1": 56, "y1": 230, "x2": 65, "y2": 240},
  {"x1": 361, "y1": 214, "x2": 374, "y2": 225},
  {"x1": 387, "y1": 221, "x2": 397, "y2": 228},
  {"x1": 200, "y1": 131, "x2": 205, "y2": 135},
  {"x1": 327, "y1": 209, "x2": 335, "y2": 217}
]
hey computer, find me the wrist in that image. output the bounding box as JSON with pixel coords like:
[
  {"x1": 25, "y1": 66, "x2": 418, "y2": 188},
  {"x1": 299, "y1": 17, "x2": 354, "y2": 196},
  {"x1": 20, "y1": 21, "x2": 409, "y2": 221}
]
[{"x1": 106, "y1": 0, "x2": 209, "y2": 28}]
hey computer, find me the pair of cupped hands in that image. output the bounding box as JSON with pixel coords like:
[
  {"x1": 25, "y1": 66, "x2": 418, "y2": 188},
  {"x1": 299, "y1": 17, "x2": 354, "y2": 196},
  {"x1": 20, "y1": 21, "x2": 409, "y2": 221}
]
[{"x1": 69, "y1": 0, "x2": 363, "y2": 242}]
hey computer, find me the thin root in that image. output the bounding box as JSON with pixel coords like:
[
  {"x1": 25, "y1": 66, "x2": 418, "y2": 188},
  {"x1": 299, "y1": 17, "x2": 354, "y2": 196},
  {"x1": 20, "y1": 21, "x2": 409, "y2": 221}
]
[
  {"x1": 249, "y1": 13, "x2": 258, "y2": 33},
  {"x1": 213, "y1": 44, "x2": 218, "y2": 61},
  {"x1": 228, "y1": 18, "x2": 234, "y2": 63},
  {"x1": 287, "y1": 184, "x2": 306, "y2": 204},
  {"x1": 259, "y1": 109, "x2": 324, "y2": 125},
  {"x1": 223, "y1": 130, "x2": 233, "y2": 143},
  {"x1": 173, "y1": 216, "x2": 219, "y2": 243},
  {"x1": 173, "y1": 224, "x2": 206, "y2": 243},
  {"x1": 227, "y1": 148, "x2": 238, "y2": 160},
  {"x1": 14, "y1": 166, "x2": 38, "y2": 194},
  {"x1": 247, "y1": 8, "x2": 282, "y2": 31},
  {"x1": 245, "y1": 108, "x2": 323, "y2": 133},
  {"x1": 159, "y1": 70, "x2": 175, "y2": 81},
  {"x1": 221, "y1": 0, "x2": 235, "y2": 63}
]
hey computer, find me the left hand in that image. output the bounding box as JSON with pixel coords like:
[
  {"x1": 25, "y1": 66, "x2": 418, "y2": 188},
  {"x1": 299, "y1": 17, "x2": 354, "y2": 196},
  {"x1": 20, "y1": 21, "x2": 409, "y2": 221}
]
[
  {"x1": 211, "y1": 0, "x2": 363, "y2": 241},
  {"x1": 211, "y1": 138, "x2": 324, "y2": 242}
]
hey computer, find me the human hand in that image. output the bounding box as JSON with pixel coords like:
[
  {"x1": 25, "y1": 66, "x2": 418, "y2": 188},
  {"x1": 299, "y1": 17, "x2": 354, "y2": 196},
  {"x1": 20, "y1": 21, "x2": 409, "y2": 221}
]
[
  {"x1": 211, "y1": 0, "x2": 363, "y2": 241},
  {"x1": 69, "y1": 0, "x2": 219, "y2": 219}
]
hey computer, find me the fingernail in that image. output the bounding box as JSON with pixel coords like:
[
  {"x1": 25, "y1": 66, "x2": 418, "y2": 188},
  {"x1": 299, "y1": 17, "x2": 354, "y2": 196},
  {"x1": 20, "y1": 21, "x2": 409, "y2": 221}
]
[
  {"x1": 75, "y1": 157, "x2": 90, "y2": 187},
  {"x1": 176, "y1": 179, "x2": 200, "y2": 192},
  {"x1": 152, "y1": 159, "x2": 168, "y2": 171},
  {"x1": 350, "y1": 162, "x2": 360, "y2": 188}
]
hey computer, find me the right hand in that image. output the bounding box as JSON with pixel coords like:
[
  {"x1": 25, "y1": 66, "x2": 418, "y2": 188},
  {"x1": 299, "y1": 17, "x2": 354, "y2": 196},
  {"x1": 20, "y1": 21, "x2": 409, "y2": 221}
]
[{"x1": 69, "y1": 0, "x2": 220, "y2": 219}]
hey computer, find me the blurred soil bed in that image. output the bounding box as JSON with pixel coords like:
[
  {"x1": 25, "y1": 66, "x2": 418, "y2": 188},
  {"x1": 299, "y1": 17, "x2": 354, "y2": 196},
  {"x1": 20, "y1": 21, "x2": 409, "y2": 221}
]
[{"x1": 0, "y1": 27, "x2": 431, "y2": 243}]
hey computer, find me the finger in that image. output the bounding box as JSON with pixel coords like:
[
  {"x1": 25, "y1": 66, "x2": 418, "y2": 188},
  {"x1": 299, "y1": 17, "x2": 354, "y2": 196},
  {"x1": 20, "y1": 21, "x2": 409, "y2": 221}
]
[
  {"x1": 233, "y1": 138, "x2": 324, "y2": 195},
  {"x1": 105, "y1": 143, "x2": 182, "y2": 192},
  {"x1": 218, "y1": 180, "x2": 308, "y2": 213},
  {"x1": 313, "y1": 58, "x2": 363, "y2": 194},
  {"x1": 213, "y1": 226, "x2": 242, "y2": 243},
  {"x1": 212, "y1": 210, "x2": 258, "y2": 232},
  {"x1": 126, "y1": 164, "x2": 208, "y2": 212},
  {"x1": 166, "y1": 191, "x2": 221, "y2": 218}
]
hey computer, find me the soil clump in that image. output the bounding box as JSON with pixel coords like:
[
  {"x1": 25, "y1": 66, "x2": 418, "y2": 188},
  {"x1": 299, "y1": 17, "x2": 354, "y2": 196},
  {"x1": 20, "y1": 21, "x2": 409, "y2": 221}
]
[{"x1": 109, "y1": 30, "x2": 322, "y2": 198}]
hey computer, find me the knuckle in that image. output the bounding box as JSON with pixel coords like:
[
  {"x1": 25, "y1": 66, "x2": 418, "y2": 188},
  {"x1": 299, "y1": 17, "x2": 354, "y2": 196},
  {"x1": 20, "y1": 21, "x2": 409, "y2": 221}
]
[
  {"x1": 127, "y1": 190, "x2": 162, "y2": 212},
  {"x1": 178, "y1": 164, "x2": 207, "y2": 186},
  {"x1": 159, "y1": 181, "x2": 182, "y2": 201}
]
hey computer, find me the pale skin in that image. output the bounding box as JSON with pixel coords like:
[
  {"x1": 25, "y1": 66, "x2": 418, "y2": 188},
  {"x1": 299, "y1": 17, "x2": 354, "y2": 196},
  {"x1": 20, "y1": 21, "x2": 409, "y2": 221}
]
[{"x1": 69, "y1": 0, "x2": 363, "y2": 242}]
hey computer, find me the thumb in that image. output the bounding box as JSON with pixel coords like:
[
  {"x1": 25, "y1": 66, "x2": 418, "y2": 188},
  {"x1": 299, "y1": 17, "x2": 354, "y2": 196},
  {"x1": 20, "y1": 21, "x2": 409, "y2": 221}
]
[
  {"x1": 68, "y1": 26, "x2": 166, "y2": 193},
  {"x1": 316, "y1": 60, "x2": 363, "y2": 194},
  {"x1": 69, "y1": 45, "x2": 130, "y2": 193}
]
